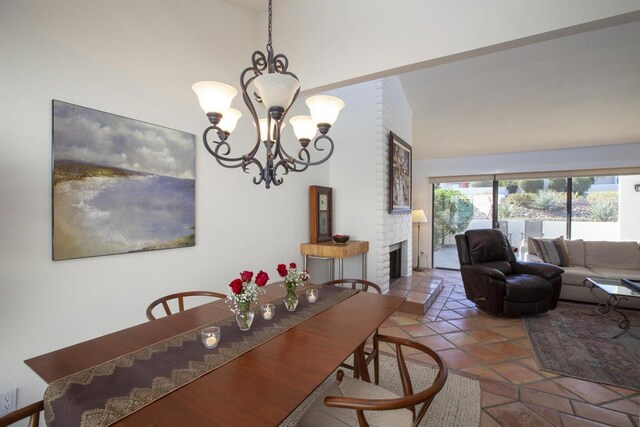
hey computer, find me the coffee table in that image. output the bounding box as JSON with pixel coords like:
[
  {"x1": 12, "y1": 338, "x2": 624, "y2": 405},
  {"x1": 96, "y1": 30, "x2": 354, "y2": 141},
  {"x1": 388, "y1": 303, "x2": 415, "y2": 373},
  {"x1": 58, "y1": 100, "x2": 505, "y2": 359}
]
[{"x1": 585, "y1": 277, "x2": 640, "y2": 338}]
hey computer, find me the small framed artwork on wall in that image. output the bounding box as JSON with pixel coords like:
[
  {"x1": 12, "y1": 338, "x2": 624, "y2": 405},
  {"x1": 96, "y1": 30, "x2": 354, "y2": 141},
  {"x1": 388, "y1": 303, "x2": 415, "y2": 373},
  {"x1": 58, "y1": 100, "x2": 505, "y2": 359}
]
[
  {"x1": 309, "y1": 185, "x2": 333, "y2": 243},
  {"x1": 389, "y1": 132, "x2": 412, "y2": 213}
]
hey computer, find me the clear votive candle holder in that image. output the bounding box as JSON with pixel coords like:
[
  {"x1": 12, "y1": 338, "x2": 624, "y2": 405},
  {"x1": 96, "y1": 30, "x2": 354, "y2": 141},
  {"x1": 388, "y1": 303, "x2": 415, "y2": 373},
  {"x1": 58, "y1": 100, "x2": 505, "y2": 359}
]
[
  {"x1": 201, "y1": 326, "x2": 221, "y2": 349},
  {"x1": 306, "y1": 288, "x2": 319, "y2": 304},
  {"x1": 261, "y1": 303, "x2": 275, "y2": 320}
]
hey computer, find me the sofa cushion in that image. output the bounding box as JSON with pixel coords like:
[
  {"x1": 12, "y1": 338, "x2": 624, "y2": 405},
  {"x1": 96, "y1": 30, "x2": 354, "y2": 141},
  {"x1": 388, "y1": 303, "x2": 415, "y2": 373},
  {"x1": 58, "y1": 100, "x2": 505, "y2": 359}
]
[
  {"x1": 505, "y1": 274, "x2": 553, "y2": 302},
  {"x1": 532, "y1": 237, "x2": 571, "y2": 267},
  {"x1": 560, "y1": 266, "x2": 596, "y2": 286},
  {"x1": 584, "y1": 241, "x2": 640, "y2": 270},
  {"x1": 564, "y1": 239, "x2": 585, "y2": 267},
  {"x1": 589, "y1": 268, "x2": 640, "y2": 281}
]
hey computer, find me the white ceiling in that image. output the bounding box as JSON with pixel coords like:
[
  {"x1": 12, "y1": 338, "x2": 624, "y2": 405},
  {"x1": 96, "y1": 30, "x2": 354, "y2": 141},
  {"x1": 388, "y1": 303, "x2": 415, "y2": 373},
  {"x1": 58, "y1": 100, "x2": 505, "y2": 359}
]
[
  {"x1": 400, "y1": 20, "x2": 640, "y2": 160},
  {"x1": 220, "y1": 0, "x2": 290, "y2": 14}
]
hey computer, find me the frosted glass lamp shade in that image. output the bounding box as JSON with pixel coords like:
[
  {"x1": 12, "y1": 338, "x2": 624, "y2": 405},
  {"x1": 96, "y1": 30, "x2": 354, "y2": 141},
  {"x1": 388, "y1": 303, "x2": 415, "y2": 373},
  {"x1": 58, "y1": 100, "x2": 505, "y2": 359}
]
[
  {"x1": 192, "y1": 81, "x2": 238, "y2": 115},
  {"x1": 255, "y1": 118, "x2": 285, "y2": 141},
  {"x1": 253, "y1": 73, "x2": 300, "y2": 110},
  {"x1": 218, "y1": 108, "x2": 242, "y2": 134},
  {"x1": 412, "y1": 209, "x2": 428, "y2": 223},
  {"x1": 305, "y1": 95, "x2": 345, "y2": 126},
  {"x1": 289, "y1": 115, "x2": 317, "y2": 141}
]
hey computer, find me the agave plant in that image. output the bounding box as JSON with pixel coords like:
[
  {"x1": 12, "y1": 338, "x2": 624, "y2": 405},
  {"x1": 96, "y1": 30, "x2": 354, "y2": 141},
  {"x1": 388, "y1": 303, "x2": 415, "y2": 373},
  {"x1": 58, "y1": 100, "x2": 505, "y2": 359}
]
[
  {"x1": 589, "y1": 199, "x2": 618, "y2": 222},
  {"x1": 530, "y1": 190, "x2": 564, "y2": 211}
]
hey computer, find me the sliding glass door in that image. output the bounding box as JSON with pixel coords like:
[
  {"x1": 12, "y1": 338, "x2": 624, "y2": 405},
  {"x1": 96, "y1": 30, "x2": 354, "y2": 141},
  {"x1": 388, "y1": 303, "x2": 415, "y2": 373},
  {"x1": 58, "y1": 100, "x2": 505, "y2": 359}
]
[
  {"x1": 432, "y1": 181, "x2": 493, "y2": 269},
  {"x1": 432, "y1": 171, "x2": 640, "y2": 270}
]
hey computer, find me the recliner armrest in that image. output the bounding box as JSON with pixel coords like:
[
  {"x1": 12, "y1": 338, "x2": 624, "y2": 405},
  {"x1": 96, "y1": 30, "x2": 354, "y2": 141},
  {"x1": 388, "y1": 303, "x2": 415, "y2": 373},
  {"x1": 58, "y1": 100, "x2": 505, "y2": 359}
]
[
  {"x1": 461, "y1": 265, "x2": 506, "y2": 281},
  {"x1": 512, "y1": 261, "x2": 563, "y2": 279}
]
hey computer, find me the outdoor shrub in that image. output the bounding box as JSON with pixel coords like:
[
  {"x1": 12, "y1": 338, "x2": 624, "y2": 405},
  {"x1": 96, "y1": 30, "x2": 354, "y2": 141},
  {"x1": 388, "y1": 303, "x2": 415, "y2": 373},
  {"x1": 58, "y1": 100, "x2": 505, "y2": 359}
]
[
  {"x1": 530, "y1": 190, "x2": 564, "y2": 211},
  {"x1": 587, "y1": 191, "x2": 618, "y2": 205},
  {"x1": 572, "y1": 177, "x2": 594, "y2": 196},
  {"x1": 498, "y1": 199, "x2": 520, "y2": 219},
  {"x1": 518, "y1": 179, "x2": 544, "y2": 193},
  {"x1": 548, "y1": 178, "x2": 567, "y2": 192},
  {"x1": 471, "y1": 180, "x2": 493, "y2": 188},
  {"x1": 433, "y1": 189, "x2": 474, "y2": 245},
  {"x1": 589, "y1": 199, "x2": 618, "y2": 222},
  {"x1": 587, "y1": 191, "x2": 618, "y2": 222},
  {"x1": 505, "y1": 192, "x2": 533, "y2": 207}
]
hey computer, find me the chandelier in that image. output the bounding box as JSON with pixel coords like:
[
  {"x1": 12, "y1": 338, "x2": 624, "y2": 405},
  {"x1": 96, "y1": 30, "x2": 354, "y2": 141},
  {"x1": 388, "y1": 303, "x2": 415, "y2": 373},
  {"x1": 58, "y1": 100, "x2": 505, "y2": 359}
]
[{"x1": 192, "y1": 0, "x2": 345, "y2": 188}]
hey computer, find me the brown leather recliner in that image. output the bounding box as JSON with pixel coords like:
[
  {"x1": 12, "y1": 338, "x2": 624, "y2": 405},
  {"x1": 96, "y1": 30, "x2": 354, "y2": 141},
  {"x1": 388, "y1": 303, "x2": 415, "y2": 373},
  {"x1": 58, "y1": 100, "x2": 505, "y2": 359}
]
[{"x1": 455, "y1": 229, "x2": 564, "y2": 316}]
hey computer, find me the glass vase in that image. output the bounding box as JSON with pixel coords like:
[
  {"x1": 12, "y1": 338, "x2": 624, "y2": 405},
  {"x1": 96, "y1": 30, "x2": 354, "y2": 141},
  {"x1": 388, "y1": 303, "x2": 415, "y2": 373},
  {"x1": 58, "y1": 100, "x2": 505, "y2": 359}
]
[
  {"x1": 284, "y1": 287, "x2": 299, "y2": 311},
  {"x1": 235, "y1": 302, "x2": 254, "y2": 331}
]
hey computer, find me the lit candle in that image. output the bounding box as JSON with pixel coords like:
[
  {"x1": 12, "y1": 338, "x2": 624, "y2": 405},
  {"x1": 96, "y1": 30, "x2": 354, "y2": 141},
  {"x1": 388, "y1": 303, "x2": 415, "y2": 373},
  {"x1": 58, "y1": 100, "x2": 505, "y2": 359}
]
[
  {"x1": 308, "y1": 294, "x2": 317, "y2": 303},
  {"x1": 206, "y1": 335, "x2": 218, "y2": 347},
  {"x1": 264, "y1": 307, "x2": 273, "y2": 319}
]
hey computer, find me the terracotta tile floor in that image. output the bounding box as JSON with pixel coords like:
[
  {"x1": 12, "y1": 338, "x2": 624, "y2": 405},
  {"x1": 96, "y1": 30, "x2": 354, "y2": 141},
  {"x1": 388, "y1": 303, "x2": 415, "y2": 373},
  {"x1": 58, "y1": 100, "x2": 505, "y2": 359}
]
[{"x1": 385, "y1": 270, "x2": 640, "y2": 426}]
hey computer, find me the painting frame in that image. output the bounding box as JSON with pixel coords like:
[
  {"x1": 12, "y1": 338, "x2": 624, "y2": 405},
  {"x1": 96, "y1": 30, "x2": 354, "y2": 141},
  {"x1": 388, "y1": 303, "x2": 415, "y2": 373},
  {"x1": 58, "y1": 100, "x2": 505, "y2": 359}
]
[
  {"x1": 51, "y1": 100, "x2": 196, "y2": 261},
  {"x1": 309, "y1": 185, "x2": 333, "y2": 243},
  {"x1": 388, "y1": 132, "x2": 412, "y2": 213}
]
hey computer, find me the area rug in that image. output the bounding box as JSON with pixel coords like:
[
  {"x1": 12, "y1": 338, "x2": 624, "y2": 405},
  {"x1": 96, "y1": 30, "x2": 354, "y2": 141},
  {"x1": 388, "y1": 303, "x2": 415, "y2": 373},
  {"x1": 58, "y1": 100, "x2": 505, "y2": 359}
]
[
  {"x1": 523, "y1": 301, "x2": 640, "y2": 390},
  {"x1": 280, "y1": 353, "x2": 481, "y2": 426}
]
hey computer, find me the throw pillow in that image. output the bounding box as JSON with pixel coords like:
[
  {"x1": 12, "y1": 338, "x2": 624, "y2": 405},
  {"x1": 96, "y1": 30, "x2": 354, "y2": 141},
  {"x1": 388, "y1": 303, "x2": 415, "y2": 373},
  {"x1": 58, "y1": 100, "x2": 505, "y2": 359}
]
[{"x1": 532, "y1": 236, "x2": 572, "y2": 267}]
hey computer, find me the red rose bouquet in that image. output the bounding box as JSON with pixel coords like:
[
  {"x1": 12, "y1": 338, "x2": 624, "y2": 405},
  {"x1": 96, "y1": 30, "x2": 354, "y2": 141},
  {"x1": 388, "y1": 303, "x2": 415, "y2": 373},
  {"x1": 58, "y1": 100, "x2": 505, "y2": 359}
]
[
  {"x1": 226, "y1": 269, "x2": 269, "y2": 314},
  {"x1": 277, "y1": 262, "x2": 310, "y2": 291},
  {"x1": 277, "y1": 262, "x2": 310, "y2": 311}
]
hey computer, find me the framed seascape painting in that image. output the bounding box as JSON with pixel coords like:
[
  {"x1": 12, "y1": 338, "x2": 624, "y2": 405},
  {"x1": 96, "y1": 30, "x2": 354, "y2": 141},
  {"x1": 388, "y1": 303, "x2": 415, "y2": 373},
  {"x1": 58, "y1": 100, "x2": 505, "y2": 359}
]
[
  {"x1": 52, "y1": 100, "x2": 196, "y2": 260},
  {"x1": 388, "y1": 132, "x2": 412, "y2": 213}
]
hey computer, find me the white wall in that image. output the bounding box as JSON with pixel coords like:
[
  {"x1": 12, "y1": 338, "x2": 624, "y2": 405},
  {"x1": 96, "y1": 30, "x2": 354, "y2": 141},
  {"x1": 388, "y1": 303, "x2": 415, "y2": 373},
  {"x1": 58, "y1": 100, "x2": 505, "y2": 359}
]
[
  {"x1": 265, "y1": 0, "x2": 640, "y2": 92},
  {"x1": 0, "y1": 0, "x2": 329, "y2": 409},
  {"x1": 412, "y1": 143, "x2": 640, "y2": 267}
]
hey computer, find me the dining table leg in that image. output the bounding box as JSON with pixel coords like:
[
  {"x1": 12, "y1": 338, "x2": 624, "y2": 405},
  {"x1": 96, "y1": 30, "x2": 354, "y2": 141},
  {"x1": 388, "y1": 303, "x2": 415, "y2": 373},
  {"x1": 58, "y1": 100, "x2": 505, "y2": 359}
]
[{"x1": 353, "y1": 341, "x2": 371, "y2": 383}]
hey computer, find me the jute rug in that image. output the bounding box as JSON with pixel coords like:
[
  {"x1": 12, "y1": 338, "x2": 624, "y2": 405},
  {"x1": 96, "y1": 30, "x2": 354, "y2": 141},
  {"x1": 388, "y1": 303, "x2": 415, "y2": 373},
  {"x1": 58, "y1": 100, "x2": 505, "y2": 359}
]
[
  {"x1": 280, "y1": 353, "x2": 481, "y2": 426},
  {"x1": 523, "y1": 301, "x2": 640, "y2": 391}
]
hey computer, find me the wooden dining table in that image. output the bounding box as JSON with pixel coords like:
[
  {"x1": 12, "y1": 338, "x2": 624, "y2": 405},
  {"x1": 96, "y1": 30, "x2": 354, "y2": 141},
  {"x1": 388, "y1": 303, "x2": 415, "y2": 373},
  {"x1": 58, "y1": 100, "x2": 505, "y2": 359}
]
[{"x1": 25, "y1": 284, "x2": 404, "y2": 426}]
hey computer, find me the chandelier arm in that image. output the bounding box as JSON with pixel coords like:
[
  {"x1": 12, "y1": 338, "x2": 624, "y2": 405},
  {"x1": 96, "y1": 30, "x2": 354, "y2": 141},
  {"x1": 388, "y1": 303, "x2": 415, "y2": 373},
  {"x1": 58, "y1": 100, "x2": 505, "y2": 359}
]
[
  {"x1": 240, "y1": 66, "x2": 266, "y2": 159},
  {"x1": 202, "y1": 126, "x2": 246, "y2": 165},
  {"x1": 278, "y1": 134, "x2": 335, "y2": 168},
  {"x1": 240, "y1": 156, "x2": 266, "y2": 186}
]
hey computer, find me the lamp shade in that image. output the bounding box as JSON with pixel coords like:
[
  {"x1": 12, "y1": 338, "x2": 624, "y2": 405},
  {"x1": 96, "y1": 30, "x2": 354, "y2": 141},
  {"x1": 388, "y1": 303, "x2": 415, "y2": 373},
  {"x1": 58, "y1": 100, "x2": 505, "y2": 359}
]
[
  {"x1": 218, "y1": 108, "x2": 242, "y2": 134},
  {"x1": 255, "y1": 118, "x2": 285, "y2": 141},
  {"x1": 412, "y1": 209, "x2": 428, "y2": 223},
  {"x1": 192, "y1": 81, "x2": 238, "y2": 115},
  {"x1": 289, "y1": 115, "x2": 317, "y2": 141},
  {"x1": 253, "y1": 73, "x2": 300, "y2": 110},
  {"x1": 305, "y1": 95, "x2": 345, "y2": 126}
]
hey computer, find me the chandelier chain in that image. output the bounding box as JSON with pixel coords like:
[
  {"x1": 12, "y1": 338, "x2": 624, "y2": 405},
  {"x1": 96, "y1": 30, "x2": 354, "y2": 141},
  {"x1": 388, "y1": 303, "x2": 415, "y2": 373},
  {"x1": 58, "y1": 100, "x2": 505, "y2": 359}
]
[{"x1": 267, "y1": 0, "x2": 273, "y2": 49}]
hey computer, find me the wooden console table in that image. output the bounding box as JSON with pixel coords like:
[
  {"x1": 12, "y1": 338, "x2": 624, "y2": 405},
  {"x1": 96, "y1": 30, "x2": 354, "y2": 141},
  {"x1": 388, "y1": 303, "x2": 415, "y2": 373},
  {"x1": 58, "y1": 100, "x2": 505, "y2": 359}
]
[{"x1": 300, "y1": 240, "x2": 369, "y2": 280}]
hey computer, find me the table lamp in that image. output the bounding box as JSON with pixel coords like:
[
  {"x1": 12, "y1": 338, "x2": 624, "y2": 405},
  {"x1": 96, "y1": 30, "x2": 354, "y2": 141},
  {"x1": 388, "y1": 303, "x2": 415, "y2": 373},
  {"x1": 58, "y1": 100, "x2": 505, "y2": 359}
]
[{"x1": 412, "y1": 209, "x2": 428, "y2": 271}]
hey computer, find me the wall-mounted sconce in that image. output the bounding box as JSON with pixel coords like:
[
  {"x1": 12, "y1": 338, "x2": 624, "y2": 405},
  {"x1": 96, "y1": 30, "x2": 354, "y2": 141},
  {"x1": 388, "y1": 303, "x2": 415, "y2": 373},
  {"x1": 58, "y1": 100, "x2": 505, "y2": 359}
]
[{"x1": 635, "y1": 184, "x2": 640, "y2": 192}]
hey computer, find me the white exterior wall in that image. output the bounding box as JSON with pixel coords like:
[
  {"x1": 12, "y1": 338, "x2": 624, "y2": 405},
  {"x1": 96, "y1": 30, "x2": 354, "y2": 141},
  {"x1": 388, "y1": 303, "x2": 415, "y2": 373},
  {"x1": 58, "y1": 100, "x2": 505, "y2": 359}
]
[{"x1": 619, "y1": 175, "x2": 640, "y2": 241}]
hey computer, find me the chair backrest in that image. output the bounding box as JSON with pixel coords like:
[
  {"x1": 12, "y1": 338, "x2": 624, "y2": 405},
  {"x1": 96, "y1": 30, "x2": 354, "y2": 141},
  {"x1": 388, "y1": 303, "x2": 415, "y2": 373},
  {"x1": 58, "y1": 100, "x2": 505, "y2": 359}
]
[
  {"x1": 498, "y1": 220, "x2": 508, "y2": 236},
  {"x1": 0, "y1": 400, "x2": 44, "y2": 427},
  {"x1": 322, "y1": 279, "x2": 382, "y2": 294},
  {"x1": 456, "y1": 229, "x2": 516, "y2": 273},
  {"x1": 146, "y1": 291, "x2": 226, "y2": 321},
  {"x1": 524, "y1": 220, "x2": 543, "y2": 238},
  {"x1": 325, "y1": 335, "x2": 448, "y2": 426}
]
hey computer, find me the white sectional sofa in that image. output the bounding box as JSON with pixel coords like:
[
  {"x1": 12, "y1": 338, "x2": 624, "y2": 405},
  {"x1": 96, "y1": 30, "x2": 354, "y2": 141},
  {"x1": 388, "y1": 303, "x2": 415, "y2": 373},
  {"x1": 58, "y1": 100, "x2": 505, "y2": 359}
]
[{"x1": 528, "y1": 239, "x2": 640, "y2": 309}]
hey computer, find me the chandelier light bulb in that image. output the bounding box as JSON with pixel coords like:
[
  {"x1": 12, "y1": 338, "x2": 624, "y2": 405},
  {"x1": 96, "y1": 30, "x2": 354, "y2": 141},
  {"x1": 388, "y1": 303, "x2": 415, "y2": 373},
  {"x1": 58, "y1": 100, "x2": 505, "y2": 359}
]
[
  {"x1": 192, "y1": 81, "x2": 238, "y2": 115},
  {"x1": 289, "y1": 115, "x2": 317, "y2": 142},
  {"x1": 255, "y1": 118, "x2": 285, "y2": 141},
  {"x1": 218, "y1": 108, "x2": 242, "y2": 134},
  {"x1": 305, "y1": 95, "x2": 345, "y2": 126},
  {"x1": 253, "y1": 73, "x2": 300, "y2": 111}
]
